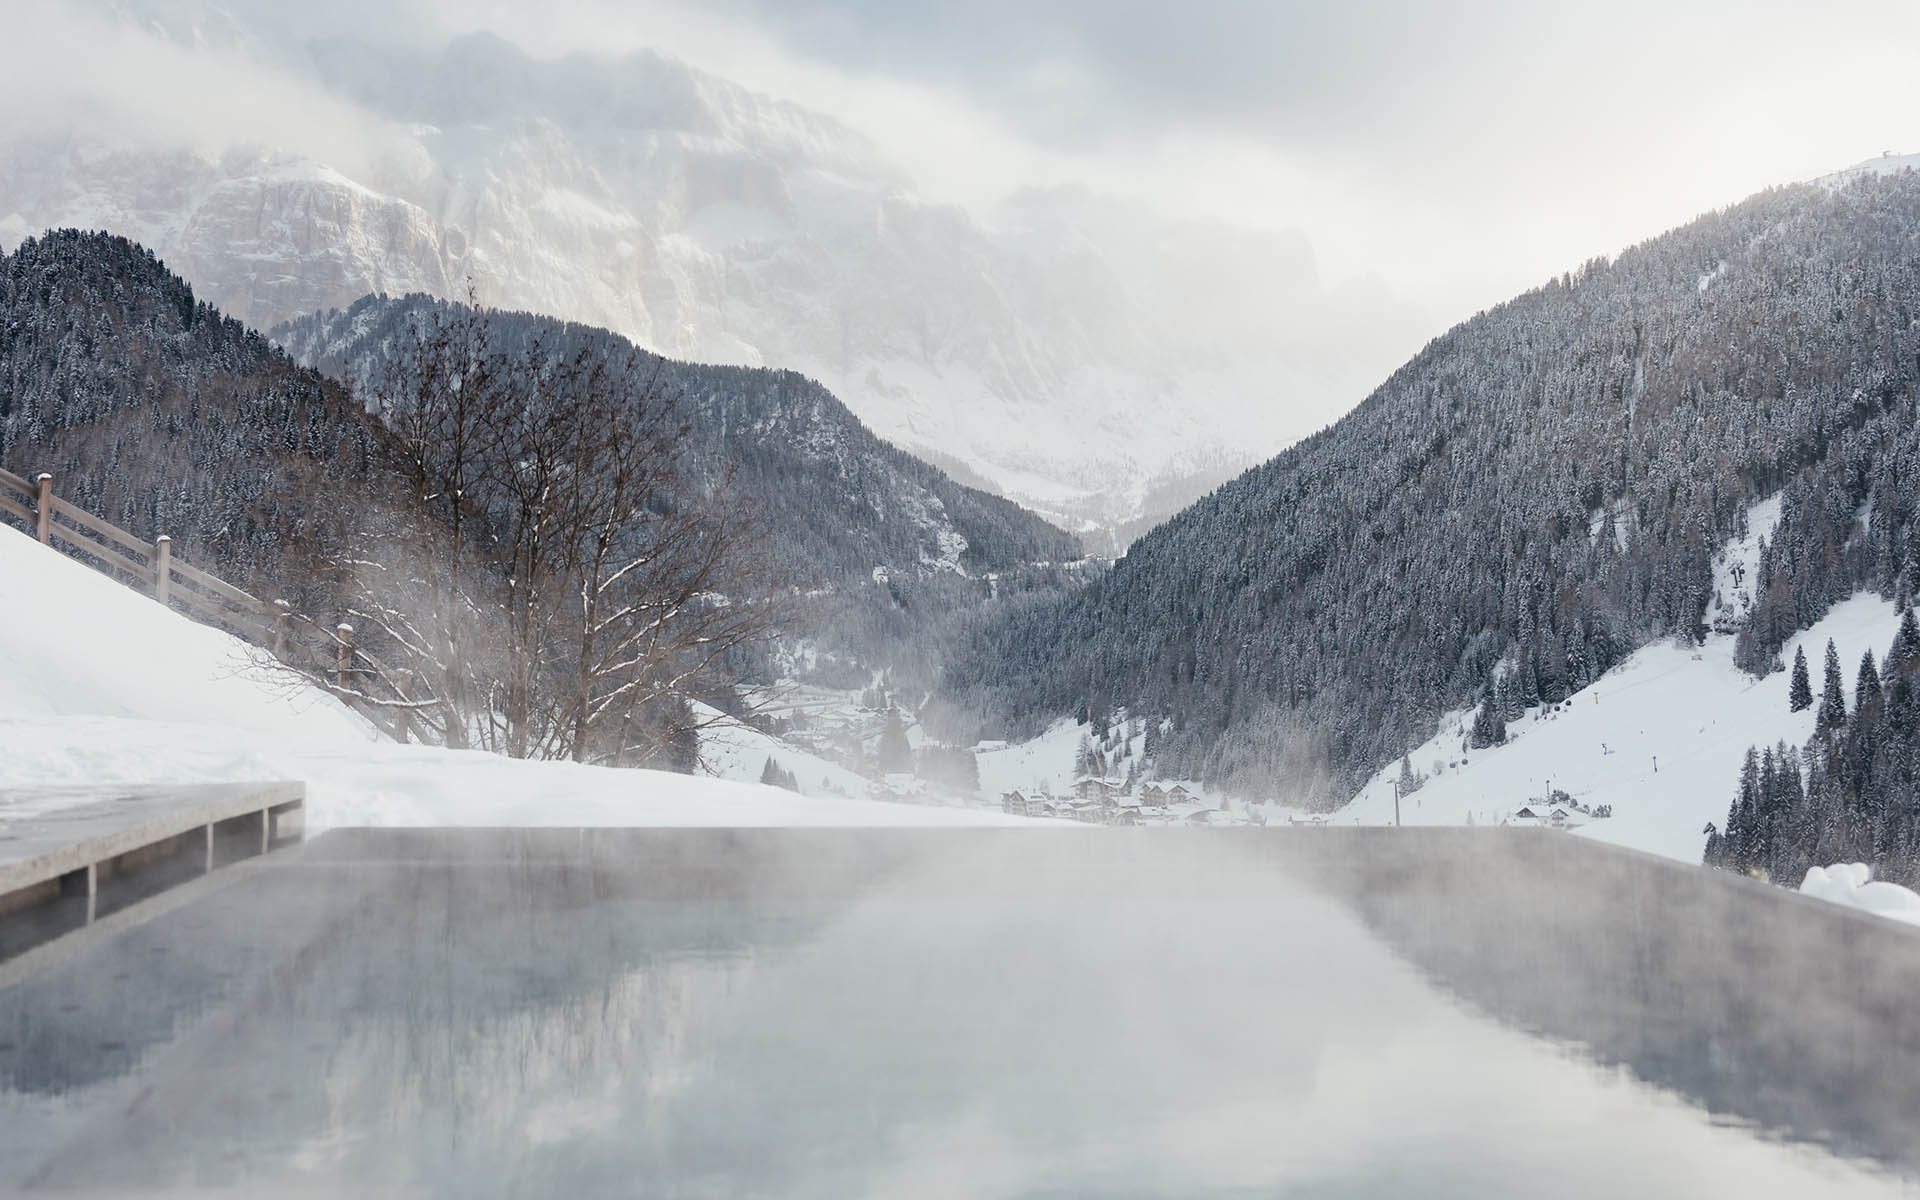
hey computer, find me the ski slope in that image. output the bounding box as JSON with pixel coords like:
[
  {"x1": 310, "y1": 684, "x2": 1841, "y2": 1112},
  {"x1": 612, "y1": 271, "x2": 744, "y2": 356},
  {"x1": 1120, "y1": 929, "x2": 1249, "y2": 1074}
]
[
  {"x1": 1339, "y1": 592, "x2": 1905, "y2": 863},
  {"x1": 0, "y1": 524, "x2": 1042, "y2": 829}
]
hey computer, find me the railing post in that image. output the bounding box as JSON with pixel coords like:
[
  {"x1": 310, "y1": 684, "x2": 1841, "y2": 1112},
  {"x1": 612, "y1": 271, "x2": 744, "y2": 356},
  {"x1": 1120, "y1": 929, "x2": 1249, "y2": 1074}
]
[
  {"x1": 335, "y1": 623, "x2": 355, "y2": 691},
  {"x1": 34, "y1": 473, "x2": 52, "y2": 545},
  {"x1": 153, "y1": 535, "x2": 172, "y2": 606}
]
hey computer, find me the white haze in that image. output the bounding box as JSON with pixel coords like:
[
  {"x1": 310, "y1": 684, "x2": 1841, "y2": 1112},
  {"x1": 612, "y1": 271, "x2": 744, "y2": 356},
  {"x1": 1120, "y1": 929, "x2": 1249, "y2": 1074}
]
[
  {"x1": 3, "y1": 0, "x2": 1917, "y2": 526},
  {"x1": 349, "y1": 0, "x2": 1920, "y2": 342},
  {"x1": 0, "y1": 4, "x2": 411, "y2": 180}
]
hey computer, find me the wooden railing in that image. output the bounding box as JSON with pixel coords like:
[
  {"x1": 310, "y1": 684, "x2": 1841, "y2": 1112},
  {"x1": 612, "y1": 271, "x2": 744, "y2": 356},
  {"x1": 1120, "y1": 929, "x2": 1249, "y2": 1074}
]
[{"x1": 0, "y1": 466, "x2": 413, "y2": 742}]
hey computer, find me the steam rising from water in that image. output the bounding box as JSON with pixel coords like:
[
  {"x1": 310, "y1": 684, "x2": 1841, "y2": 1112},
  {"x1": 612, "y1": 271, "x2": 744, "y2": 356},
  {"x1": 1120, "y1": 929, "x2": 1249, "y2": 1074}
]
[{"x1": 1, "y1": 831, "x2": 1909, "y2": 1195}]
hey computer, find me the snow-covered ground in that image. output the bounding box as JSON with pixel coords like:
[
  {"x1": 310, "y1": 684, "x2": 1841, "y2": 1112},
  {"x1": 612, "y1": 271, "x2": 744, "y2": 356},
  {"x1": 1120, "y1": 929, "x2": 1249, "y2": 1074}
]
[
  {"x1": 1339, "y1": 591, "x2": 1905, "y2": 863},
  {"x1": 974, "y1": 719, "x2": 1089, "y2": 801},
  {"x1": 692, "y1": 701, "x2": 894, "y2": 803},
  {"x1": 0, "y1": 525, "x2": 1044, "y2": 830}
]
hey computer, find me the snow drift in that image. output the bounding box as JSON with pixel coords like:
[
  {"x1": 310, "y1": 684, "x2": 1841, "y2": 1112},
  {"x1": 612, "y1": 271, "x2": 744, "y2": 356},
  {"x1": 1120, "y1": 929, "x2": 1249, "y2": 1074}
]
[{"x1": 1798, "y1": 864, "x2": 1920, "y2": 927}]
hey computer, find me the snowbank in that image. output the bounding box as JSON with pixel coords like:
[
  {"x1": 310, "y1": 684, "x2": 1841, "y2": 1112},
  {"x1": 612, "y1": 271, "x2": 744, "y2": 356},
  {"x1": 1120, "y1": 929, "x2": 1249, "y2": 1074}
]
[
  {"x1": 1798, "y1": 864, "x2": 1920, "y2": 927},
  {"x1": 0, "y1": 525, "x2": 1042, "y2": 829}
]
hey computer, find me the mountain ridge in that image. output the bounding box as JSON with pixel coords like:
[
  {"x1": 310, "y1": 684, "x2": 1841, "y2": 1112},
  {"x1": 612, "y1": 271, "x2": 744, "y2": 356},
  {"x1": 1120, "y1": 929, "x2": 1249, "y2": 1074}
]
[
  {"x1": 939, "y1": 168, "x2": 1920, "y2": 806},
  {"x1": 0, "y1": 6, "x2": 1401, "y2": 541}
]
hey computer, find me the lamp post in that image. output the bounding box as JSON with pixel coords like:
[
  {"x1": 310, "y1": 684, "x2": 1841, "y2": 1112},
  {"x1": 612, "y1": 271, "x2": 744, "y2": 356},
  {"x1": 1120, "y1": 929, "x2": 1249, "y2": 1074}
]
[{"x1": 1392, "y1": 778, "x2": 1402, "y2": 827}]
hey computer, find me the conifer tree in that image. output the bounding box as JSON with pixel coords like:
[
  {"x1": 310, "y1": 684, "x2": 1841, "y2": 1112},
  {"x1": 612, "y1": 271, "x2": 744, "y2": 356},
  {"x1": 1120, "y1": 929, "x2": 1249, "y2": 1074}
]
[
  {"x1": 878, "y1": 709, "x2": 913, "y2": 774},
  {"x1": 1855, "y1": 650, "x2": 1882, "y2": 713},
  {"x1": 1788, "y1": 646, "x2": 1813, "y2": 712},
  {"x1": 1819, "y1": 639, "x2": 1847, "y2": 731},
  {"x1": 1889, "y1": 608, "x2": 1920, "y2": 677},
  {"x1": 1722, "y1": 745, "x2": 1761, "y2": 872},
  {"x1": 1468, "y1": 695, "x2": 1506, "y2": 748}
]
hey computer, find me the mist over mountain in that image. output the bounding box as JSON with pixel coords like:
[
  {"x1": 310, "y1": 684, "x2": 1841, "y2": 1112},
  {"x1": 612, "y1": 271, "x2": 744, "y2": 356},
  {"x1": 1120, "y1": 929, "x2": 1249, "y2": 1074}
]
[
  {"x1": 1, "y1": 232, "x2": 1078, "y2": 716},
  {"x1": 274, "y1": 292, "x2": 1084, "y2": 691},
  {"x1": 940, "y1": 169, "x2": 1920, "y2": 807},
  {"x1": 0, "y1": 2, "x2": 1414, "y2": 545}
]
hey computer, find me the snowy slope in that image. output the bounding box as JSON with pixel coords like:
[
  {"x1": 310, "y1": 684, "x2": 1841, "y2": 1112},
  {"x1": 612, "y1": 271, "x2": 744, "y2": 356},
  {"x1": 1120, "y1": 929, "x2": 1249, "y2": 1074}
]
[
  {"x1": 1338, "y1": 592, "x2": 1905, "y2": 863},
  {"x1": 0, "y1": 525, "x2": 1044, "y2": 829},
  {"x1": 974, "y1": 719, "x2": 1090, "y2": 802},
  {"x1": 0, "y1": 525, "x2": 377, "y2": 742},
  {"x1": 690, "y1": 703, "x2": 882, "y2": 802}
]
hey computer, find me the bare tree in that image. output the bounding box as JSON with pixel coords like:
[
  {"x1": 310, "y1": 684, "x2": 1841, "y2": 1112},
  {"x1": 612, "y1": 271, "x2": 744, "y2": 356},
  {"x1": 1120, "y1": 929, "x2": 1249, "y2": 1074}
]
[{"x1": 317, "y1": 298, "x2": 795, "y2": 765}]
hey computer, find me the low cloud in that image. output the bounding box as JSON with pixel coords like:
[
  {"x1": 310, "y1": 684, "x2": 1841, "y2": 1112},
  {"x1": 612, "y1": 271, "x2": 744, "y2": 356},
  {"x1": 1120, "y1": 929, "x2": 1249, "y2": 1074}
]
[{"x1": 0, "y1": 4, "x2": 408, "y2": 179}]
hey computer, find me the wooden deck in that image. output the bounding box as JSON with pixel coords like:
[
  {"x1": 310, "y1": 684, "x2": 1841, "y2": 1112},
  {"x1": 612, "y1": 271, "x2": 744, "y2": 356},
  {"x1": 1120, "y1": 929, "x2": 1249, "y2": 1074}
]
[{"x1": 0, "y1": 782, "x2": 305, "y2": 961}]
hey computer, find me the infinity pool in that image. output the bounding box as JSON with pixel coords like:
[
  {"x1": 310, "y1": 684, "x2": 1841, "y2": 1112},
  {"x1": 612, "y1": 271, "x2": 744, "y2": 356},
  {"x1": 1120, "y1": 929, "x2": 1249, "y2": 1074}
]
[{"x1": 0, "y1": 828, "x2": 1913, "y2": 1196}]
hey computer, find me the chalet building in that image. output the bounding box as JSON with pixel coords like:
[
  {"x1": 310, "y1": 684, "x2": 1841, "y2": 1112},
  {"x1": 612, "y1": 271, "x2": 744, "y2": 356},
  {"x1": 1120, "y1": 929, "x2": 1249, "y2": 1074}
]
[
  {"x1": 1509, "y1": 805, "x2": 1577, "y2": 829},
  {"x1": 1001, "y1": 790, "x2": 1029, "y2": 817},
  {"x1": 1140, "y1": 783, "x2": 1166, "y2": 804},
  {"x1": 1166, "y1": 785, "x2": 1192, "y2": 803},
  {"x1": 1074, "y1": 776, "x2": 1123, "y2": 804}
]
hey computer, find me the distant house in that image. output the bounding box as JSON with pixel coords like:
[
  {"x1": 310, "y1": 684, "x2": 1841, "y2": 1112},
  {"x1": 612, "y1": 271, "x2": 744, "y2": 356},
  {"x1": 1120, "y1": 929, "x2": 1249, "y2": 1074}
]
[
  {"x1": 1509, "y1": 804, "x2": 1581, "y2": 830},
  {"x1": 1140, "y1": 783, "x2": 1166, "y2": 804},
  {"x1": 1288, "y1": 814, "x2": 1329, "y2": 827},
  {"x1": 1001, "y1": 790, "x2": 1029, "y2": 817},
  {"x1": 1166, "y1": 785, "x2": 1192, "y2": 802},
  {"x1": 1074, "y1": 775, "x2": 1122, "y2": 804},
  {"x1": 972, "y1": 740, "x2": 1009, "y2": 753}
]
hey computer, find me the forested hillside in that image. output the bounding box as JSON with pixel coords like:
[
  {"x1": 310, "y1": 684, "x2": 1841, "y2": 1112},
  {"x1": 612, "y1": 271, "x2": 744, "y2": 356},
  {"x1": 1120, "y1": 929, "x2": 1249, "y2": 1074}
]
[
  {"x1": 1711, "y1": 612, "x2": 1920, "y2": 885},
  {"x1": 942, "y1": 170, "x2": 1920, "y2": 806},
  {"x1": 0, "y1": 231, "x2": 1080, "y2": 767},
  {"x1": 274, "y1": 295, "x2": 1084, "y2": 691},
  {"x1": 0, "y1": 229, "x2": 403, "y2": 606}
]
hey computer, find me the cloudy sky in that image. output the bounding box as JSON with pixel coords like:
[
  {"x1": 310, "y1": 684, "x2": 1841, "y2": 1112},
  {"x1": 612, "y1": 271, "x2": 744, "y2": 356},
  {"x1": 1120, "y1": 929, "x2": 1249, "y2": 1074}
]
[
  {"x1": 11, "y1": 0, "x2": 1920, "y2": 364},
  {"x1": 441, "y1": 0, "x2": 1920, "y2": 334}
]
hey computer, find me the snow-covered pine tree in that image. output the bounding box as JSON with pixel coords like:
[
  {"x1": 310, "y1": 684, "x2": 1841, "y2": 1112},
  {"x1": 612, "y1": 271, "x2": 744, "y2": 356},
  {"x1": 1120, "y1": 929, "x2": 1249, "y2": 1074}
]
[
  {"x1": 1819, "y1": 639, "x2": 1847, "y2": 731},
  {"x1": 1887, "y1": 608, "x2": 1920, "y2": 678},
  {"x1": 759, "y1": 757, "x2": 799, "y2": 791},
  {"x1": 1856, "y1": 650, "x2": 1882, "y2": 714},
  {"x1": 1722, "y1": 746, "x2": 1761, "y2": 872},
  {"x1": 1468, "y1": 695, "x2": 1506, "y2": 749},
  {"x1": 1789, "y1": 646, "x2": 1813, "y2": 713}
]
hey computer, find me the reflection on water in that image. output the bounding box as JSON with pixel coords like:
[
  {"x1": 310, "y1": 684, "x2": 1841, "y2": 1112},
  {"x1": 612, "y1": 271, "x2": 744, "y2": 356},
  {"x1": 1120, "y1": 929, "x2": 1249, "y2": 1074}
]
[{"x1": 0, "y1": 831, "x2": 1913, "y2": 1197}]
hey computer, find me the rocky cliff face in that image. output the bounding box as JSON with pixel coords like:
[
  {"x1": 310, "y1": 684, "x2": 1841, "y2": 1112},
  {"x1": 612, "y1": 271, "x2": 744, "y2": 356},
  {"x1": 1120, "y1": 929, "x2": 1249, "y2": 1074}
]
[{"x1": 1, "y1": 16, "x2": 1390, "y2": 542}]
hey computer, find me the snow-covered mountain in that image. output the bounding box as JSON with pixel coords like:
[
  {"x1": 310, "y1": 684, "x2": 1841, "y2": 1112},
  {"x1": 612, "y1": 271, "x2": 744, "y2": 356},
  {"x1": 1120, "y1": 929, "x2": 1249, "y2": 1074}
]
[
  {"x1": 0, "y1": 5, "x2": 1395, "y2": 544},
  {"x1": 943, "y1": 165, "x2": 1920, "y2": 810}
]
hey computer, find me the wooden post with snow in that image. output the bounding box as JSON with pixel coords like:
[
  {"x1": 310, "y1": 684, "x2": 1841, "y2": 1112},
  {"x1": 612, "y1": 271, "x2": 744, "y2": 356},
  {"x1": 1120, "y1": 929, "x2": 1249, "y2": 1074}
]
[
  {"x1": 272, "y1": 601, "x2": 291, "y2": 658},
  {"x1": 153, "y1": 535, "x2": 172, "y2": 606},
  {"x1": 33, "y1": 474, "x2": 51, "y2": 545},
  {"x1": 334, "y1": 623, "x2": 355, "y2": 691}
]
